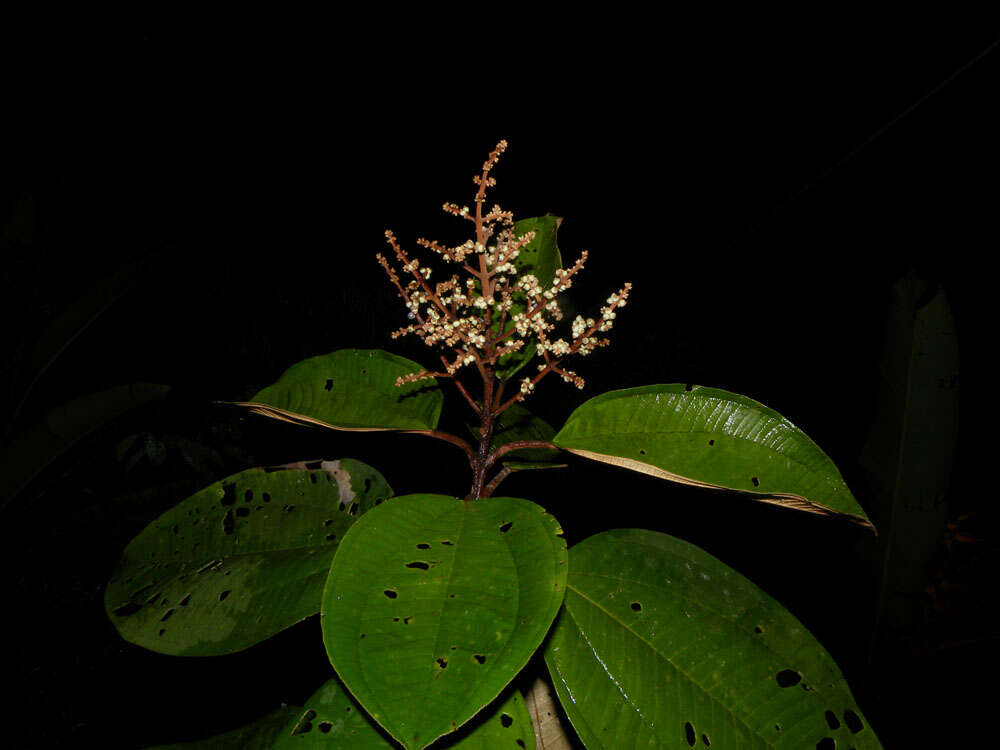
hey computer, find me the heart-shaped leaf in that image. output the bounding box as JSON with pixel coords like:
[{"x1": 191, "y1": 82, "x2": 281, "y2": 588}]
[
  {"x1": 553, "y1": 384, "x2": 872, "y2": 527},
  {"x1": 235, "y1": 349, "x2": 443, "y2": 431},
  {"x1": 106, "y1": 459, "x2": 391, "y2": 655},
  {"x1": 321, "y1": 494, "x2": 567, "y2": 749},
  {"x1": 545, "y1": 529, "x2": 882, "y2": 749},
  {"x1": 272, "y1": 677, "x2": 536, "y2": 749}
]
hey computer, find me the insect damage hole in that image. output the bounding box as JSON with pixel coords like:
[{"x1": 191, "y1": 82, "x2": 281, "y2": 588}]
[
  {"x1": 751, "y1": 476, "x2": 760, "y2": 487},
  {"x1": 843, "y1": 709, "x2": 864, "y2": 733},
  {"x1": 416, "y1": 543, "x2": 431, "y2": 550},
  {"x1": 499, "y1": 522, "x2": 513, "y2": 533},
  {"x1": 473, "y1": 654, "x2": 486, "y2": 665},
  {"x1": 219, "y1": 590, "x2": 231, "y2": 601},
  {"x1": 684, "y1": 721, "x2": 696, "y2": 746},
  {"x1": 324, "y1": 378, "x2": 334, "y2": 391},
  {"x1": 825, "y1": 710, "x2": 840, "y2": 730},
  {"x1": 500, "y1": 713, "x2": 513, "y2": 727},
  {"x1": 383, "y1": 589, "x2": 398, "y2": 599},
  {"x1": 815, "y1": 738, "x2": 835, "y2": 750},
  {"x1": 776, "y1": 669, "x2": 802, "y2": 687},
  {"x1": 405, "y1": 561, "x2": 429, "y2": 571},
  {"x1": 702, "y1": 733, "x2": 711, "y2": 746},
  {"x1": 436, "y1": 657, "x2": 448, "y2": 669},
  {"x1": 631, "y1": 602, "x2": 642, "y2": 612}
]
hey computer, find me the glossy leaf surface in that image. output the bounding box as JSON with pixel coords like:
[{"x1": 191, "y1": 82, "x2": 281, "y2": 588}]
[
  {"x1": 545, "y1": 530, "x2": 881, "y2": 749},
  {"x1": 272, "y1": 677, "x2": 535, "y2": 749},
  {"x1": 144, "y1": 706, "x2": 300, "y2": 749},
  {"x1": 239, "y1": 349, "x2": 443, "y2": 431},
  {"x1": 106, "y1": 460, "x2": 391, "y2": 655},
  {"x1": 554, "y1": 384, "x2": 871, "y2": 526},
  {"x1": 322, "y1": 494, "x2": 566, "y2": 749}
]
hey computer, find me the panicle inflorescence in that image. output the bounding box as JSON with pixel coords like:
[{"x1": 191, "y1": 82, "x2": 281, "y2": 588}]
[{"x1": 376, "y1": 141, "x2": 631, "y2": 409}]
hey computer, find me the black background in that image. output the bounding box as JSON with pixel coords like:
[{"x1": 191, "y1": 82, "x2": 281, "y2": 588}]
[{"x1": 3, "y1": 10, "x2": 999, "y2": 747}]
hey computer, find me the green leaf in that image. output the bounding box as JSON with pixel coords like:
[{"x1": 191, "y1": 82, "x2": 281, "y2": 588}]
[
  {"x1": 553, "y1": 384, "x2": 872, "y2": 528},
  {"x1": 105, "y1": 459, "x2": 392, "y2": 656},
  {"x1": 272, "y1": 677, "x2": 535, "y2": 749},
  {"x1": 862, "y1": 273, "x2": 959, "y2": 632},
  {"x1": 236, "y1": 349, "x2": 443, "y2": 431},
  {"x1": 495, "y1": 216, "x2": 564, "y2": 380},
  {"x1": 491, "y1": 403, "x2": 560, "y2": 464},
  {"x1": 512, "y1": 215, "x2": 563, "y2": 289},
  {"x1": 143, "y1": 705, "x2": 301, "y2": 749},
  {"x1": 321, "y1": 494, "x2": 567, "y2": 750},
  {"x1": 545, "y1": 529, "x2": 882, "y2": 749},
  {"x1": 0, "y1": 383, "x2": 171, "y2": 510}
]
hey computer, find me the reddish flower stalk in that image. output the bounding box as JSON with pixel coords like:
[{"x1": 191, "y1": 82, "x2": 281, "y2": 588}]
[{"x1": 376, "y1": 141, "x2": 631, "y2": 498}]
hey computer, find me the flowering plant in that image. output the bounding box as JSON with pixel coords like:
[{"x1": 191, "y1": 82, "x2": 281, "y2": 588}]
[{"x1": 105, "y1": 143, "x2": 882, "y2": 748}]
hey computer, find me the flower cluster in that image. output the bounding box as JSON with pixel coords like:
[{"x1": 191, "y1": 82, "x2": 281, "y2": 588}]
[{"x1": 376, "y1": 141, "x2": 631, "y2": 411}]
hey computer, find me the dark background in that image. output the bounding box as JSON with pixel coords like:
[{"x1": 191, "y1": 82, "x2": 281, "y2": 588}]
[{"x1": 3, "y1": 10, "x2": 998, "y2": 747}]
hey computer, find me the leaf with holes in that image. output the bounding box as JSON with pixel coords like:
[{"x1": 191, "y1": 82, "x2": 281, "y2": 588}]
[
  {"x1": 105, "y1": 459, "x2": 392, "y2": 655},
  {"x1": 494, "y1": 215, "x2": 564, "y2": 380},
  {"x1": 233, "y1": 349, "x2": 443, "y2": 431},
  {"x1": 321, "y1": 494, "x2": 567, "y2": 749},
  {"x1": 143, "y1": 705, "x2": 301, "y2": 749},
  {"x1": 272, "y1": 677, "x2": 535, "y2": 749},
  {"x1": 544, "y1": 529, "x2": 882, "y2": 749},
  {"x1": 553, "y1": 384, "x2": 872, "y2": 527}
]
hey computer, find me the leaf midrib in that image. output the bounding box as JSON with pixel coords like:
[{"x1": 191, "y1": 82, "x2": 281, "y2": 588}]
[{"x1": 565, "y1": 582, "x2": 773, "y2": 748}]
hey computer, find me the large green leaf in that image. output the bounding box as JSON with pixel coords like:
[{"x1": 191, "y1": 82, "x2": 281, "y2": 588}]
[
  {"x1": 143, "y1": 706, "x2": 301, "y2": 749},
  {"x1": 553, "y1": 384, "x2": 872, "y2": 527},
  {"x1": 545, "y1": 530, "x2": 881, "y2": 749},
  {"x1": 862, "y1": 273, "x2": 959, "y2": 633},
  {"x1": 321, "y1": 494, "x2": 567, "y2": 749},
  {"x1": 236, "y1": 349, "x2": 443, "y2": 431},
  {"x1": 0, "y1": 383, "x2": 171, "y2": 510},
  {"x1": 495, "y1": 216, "x2": 563, "y2": 380},
  {"x1": 272, "y1": 677, "x2": 535, "y2": 749},
  {"x1": 106, "y1": 459, "x2": 392, "y2": 656}
]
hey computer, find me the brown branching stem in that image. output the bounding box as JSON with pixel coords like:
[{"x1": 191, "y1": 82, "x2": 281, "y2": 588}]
[
  {"x1": 401, "y1": 429, "x2": 476, "y2": 463},
  {"x1": 481, "y1": 466, "x2": 515, "y2": 498}
]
